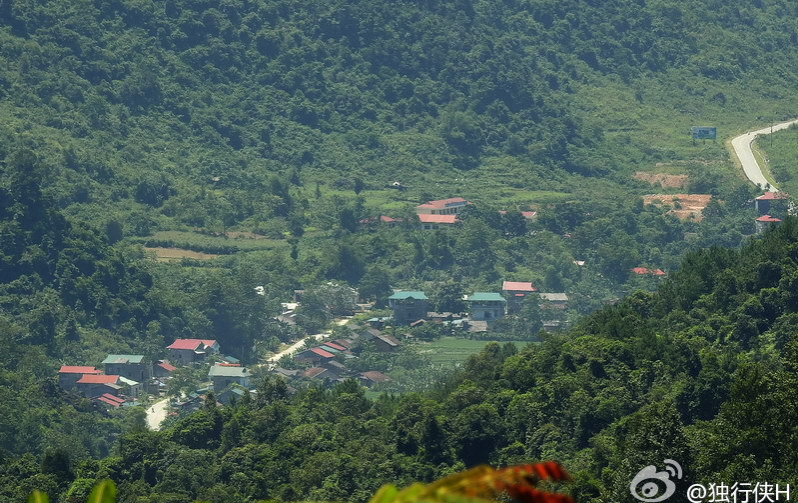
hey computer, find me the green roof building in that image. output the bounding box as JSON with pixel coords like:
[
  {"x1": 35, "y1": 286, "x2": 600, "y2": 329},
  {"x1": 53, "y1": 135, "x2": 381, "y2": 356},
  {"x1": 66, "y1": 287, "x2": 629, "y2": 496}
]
[
  {"x1": 467, "y1": 293, "x2": 506, "y2": 321},
  {"x1": 102, "y1": 354, "x2": 148, "y2": 382},
  {"x1": 388, "y1": 291, "x2": 429, "y2": 325}
]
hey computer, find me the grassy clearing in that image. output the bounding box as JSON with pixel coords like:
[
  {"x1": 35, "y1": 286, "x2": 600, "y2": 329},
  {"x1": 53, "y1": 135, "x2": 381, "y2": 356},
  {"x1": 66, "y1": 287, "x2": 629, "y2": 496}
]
[
  {"x1": 757, "y1": 125, "x2": 798, "y2": 195},
  {"x1": 143, "y1": 247, "x2": 221, "y2": 261},
  {"x1": 419, "y1": 336, "x2": 531, "y2": 365},
  {"x1": 132, "y1": 230, "x2": 288, "y2": 254}
]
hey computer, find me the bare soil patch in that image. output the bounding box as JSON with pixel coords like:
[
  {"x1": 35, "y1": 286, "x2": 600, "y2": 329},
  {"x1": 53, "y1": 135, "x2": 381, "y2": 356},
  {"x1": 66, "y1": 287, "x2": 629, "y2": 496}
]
[
  {"x1": 144, "y1": 247, "x2": 220, "y2": 261},
  {"x1": 634, "y1": 171, "x2": 689, "y2": 188},
  {"x1": 642, "y1": 194, "x2": 712, "y2": 222}
]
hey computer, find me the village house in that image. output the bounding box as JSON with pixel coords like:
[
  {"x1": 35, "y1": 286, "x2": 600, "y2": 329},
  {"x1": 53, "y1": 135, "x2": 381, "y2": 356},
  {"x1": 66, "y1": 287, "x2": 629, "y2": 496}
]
[
  {"x1": 95, "y1": 393, "x2": 126, "y2": 409},
  {"x1": 217, "y1": 385, "x2": 247, "y2": 405},
  {"x1": 359, "y1": 371, "x2": 391, "y2": 388},
  {"x1": 538, "y1": 293, "x2": 569, "y2": 310},
  {"x1": 75, "y1": 374, "x2": 123, "y2": 398},
  {"x1": 302, "y1": 367, "x2": 338, "y2": 382},
  {"x1": 102, "y1": 354, "x2": 149, "y2": 382},
  {"x1": 372, "y1": 333, "x2": 401, "y2": 352},
  {"x1": 501, "y1": 281, "x2": 538, "y2": 314},
  {"x1": 59, "y1": 366, "x2": 101, "y2": 389},
  {"x1": 152, "y1": 360, "x2": 177, "y2": 378},
  {"x1": 756, "y1": 214, "x2": 782, "y2": 234},
  {"x1": 467, "y1": 292, "x2": 507, "y2": 321},
  {"x1": 417, "y1": 213, "x2": 459, "y2": 230},
  {"x1": 388, "y1": 291, "x2": 429, "y2": 325},
  {"x1": 294, "y1": 347, "x2": 336, "y2": 364},
  {"x1": 415, "y1": 197, "x2": 471, "y2": 216},
  {"x1": 166, "y1": 339, "x2": 220, "y2": 365},
  {"x1": 755, "y1": 191, "x2": 789, "y2": 215},
  {"x1": 208, "y1": 365, "x2": 251, "y2": 390}
]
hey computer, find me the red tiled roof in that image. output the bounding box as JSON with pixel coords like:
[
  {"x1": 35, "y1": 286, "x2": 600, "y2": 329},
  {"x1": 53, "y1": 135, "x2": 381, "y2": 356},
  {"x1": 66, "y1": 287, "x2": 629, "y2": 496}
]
[
  {"x1": 101, "y1": 393, "x2": 125, "y2": 403},
  {"x1": 167, "y1": 338, "x2": 217, "y2": 350},
  {"x1": 59, "y1": 366, "x2": 101, "y2": 374},
  {"x1": 157, "y1": 361, "x2": 177, "y2": 372},
  {"x1": 97, "y1": 396, "x2": 122, "y2": 407},
  {"x1": 521, "y1": 211, "x2": 537, "y2": 219},
  {"x1": 303, "y1": 367, "x2": 327, "y2": 378},
  {"x1": 631, "y1": 267, "x2": 650, "y2": 275},
  {"x1": 416, "y1": 197, "x2": 469, "y2": 209},
  {"x1": 217, "y1": 362, "x2": 241, "y2": 367},
  {"x1": 652, "y1": 269, "x2": 666, "y2": 276},
  {"x1": 360, "y1": 371, "x2": 391, "y2": 383},
  {"x1": 418, "y1": 214, "x2": 457, "y2": 224},
  {"x1": 756, "y1": 192, "x2": 788, "y2": 200},
  {"x1": 323, "y1": 342, "x2": 347, "y2": 351},
  {"x1": 310, "y1": 347, "x2": 335, "y2": 358},
  {"x1": 359, "y1": 215, "x2": 399, "y2": 224},
  {"x1": 756, "y1": 215, "x2": 782, "y2": 222},
  {"x1": 77, "y1": 374, "x2": 120, "y2": 384},
  {"x1": 502, "y1": 281, "x2": 537, "y2": 292}
]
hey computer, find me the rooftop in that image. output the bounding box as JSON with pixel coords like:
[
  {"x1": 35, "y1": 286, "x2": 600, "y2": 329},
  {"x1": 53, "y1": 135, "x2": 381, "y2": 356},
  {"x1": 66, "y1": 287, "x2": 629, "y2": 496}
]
[
  {"x1": 119, "y1": 376, "x2": 140, "y2": 386},
  {"x1": 76, "y1": 374, "x2": 120, "y2": 384},
  {"x1": 157, "y1": 361, "x2": 177, "y2": 372},
  {"x1": 208, "y1": 366, "x2": 251, "y2": 378},
  {"x1": 388, "y1": 291, "x2": 428, "y2": 300},
  {"x1": 756, "y1": 215, "x2": 782, "y2": 222},
  {"x1": 310, "y1": 347, "x2": 336, "y2": 358},
  {"x1": 323, "y1": 341, "x2": 347, "y2": 351},
  {"x1": 59, "y1": 366, "x2": 101, "y2": 374},
  {"x1": 539, "y1": 293, "x2": 569, "y2": 302},
  {"x1": 467, "y1": 292, "x2": 506, "y2": 302},
  {"x1": 502, "y1": 281, "x2": 537, "y2": 292},
  {"x1": 167, "y1": 339, "x2": 217, "y2": 350},
  {"x1": 756, "y1": 191, "x2": 789, "y2": 200},
  {"x1": 418, "y1": 214, "x2": 458, "y2": 224},
  {"x1": 416, "y1": 197, "x2": 469, "y2": 209},
  {"x1": 360, "y1": 371, "x2": 391, "y2": 383},
  {"x1": 102, "y1": 354, "x2": 145, "y2": 365}
]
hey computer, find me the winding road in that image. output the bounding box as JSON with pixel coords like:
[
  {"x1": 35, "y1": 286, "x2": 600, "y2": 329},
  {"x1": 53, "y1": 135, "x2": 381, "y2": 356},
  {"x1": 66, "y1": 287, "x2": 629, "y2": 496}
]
[{"x1": 730, "y1": 119, "x2": 798, "y2": 192}]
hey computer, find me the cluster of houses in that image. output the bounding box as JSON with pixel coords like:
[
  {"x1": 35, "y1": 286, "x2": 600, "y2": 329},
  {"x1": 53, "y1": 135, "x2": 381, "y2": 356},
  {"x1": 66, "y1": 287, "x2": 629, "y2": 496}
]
[
  {"x1": 386, "y1": 280, "x2": 568, "y2": 331},
  {"x1": 360, "y1": 197, "x2": 537, "y2": 231},
  {"x1": 754, "y1": 191, "x2": 789, "y2": 233},
  {"x1": 58, "y1": 337, "x2": 257, "y2": 411},
  {"x1": 270, "y1": 326, "x2": 398, "y2": 388}
]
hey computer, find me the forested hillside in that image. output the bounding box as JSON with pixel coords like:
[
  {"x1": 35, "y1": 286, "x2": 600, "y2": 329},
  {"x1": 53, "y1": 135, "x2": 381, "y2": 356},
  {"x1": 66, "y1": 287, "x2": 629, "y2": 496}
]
[
  {"x1": 8, "y1": 220, "x2": 798, "y2": 502},
  {"x1": 3, "y1": 0, "x2": 798, "y2": 501},
  {"x1": 1, "y1": 0, "x2": 798, "y2": 230}
]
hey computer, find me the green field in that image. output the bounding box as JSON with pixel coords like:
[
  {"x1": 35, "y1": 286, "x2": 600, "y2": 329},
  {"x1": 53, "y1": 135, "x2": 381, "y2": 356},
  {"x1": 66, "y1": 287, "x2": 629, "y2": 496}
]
[
  {"x1": 419, "y1": 336, "x2": 532, "y2": 365},
  {"x1": 131, "y1": 230, "x2": 288, "y2": 255}
]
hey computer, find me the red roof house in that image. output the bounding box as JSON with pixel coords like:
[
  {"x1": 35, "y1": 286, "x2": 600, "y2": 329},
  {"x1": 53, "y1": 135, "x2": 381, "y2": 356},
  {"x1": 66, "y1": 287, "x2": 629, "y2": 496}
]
[
  {"x1": 416, "y1": 197, "x2": 471, "y2": 214},
  {"x1": 323, "y1": 342, "x2": 347, "y2": 352},
  {"x1": 77, "y1": 374, "x2": 121, "y2": 384},
  {"x1": 631, "y1": 267, "x2": 650, "y2": 275},
  {"x1": 167, "y1": 339, "x2": 219, "y2": 364},
  {"x1": 418, "y1": 213, "x2": 458, "y2": 230},
  {"x1": 502, "y1": 281, "x2": 537, "y2": 292},
  {"x1": 59, "y1": 366, "x2": 102, "y2": 388}
]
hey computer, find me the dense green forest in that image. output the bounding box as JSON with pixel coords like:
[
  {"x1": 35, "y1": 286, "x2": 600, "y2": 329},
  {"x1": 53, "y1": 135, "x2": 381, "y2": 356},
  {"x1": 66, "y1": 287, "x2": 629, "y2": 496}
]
[{"x1": 3, "y1": 0, "x2": 798, "y2": 501}]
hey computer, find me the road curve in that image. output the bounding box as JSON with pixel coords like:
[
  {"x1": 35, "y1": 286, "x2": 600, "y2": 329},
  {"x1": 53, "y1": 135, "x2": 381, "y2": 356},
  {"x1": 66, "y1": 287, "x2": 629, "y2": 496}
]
[
  {"x1": 730, "y1": 119, "x2": 798, "y2": 192},
  {"x1": 146, "y1": 398, "x2": 170, "y2": 430}
]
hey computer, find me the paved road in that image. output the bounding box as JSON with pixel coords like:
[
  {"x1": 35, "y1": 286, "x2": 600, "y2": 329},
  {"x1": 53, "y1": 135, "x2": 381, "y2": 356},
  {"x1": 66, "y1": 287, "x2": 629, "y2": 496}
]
[
  {"x1": 146, "y1": 398, "x2": 170, "y2": 430},
  {"x1": 730, "y1": 119, "x2": 798, "y2": 192},
  {"x1": 265, "y1": 317, "x2": 351, "y2": 364}
]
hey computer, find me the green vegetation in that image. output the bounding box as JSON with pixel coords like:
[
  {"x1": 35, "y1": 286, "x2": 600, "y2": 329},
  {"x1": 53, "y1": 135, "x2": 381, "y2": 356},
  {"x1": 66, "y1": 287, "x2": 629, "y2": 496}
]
[
  {"x1": 4, "y1": 0, "x2": 798, "y2": 501},
  {"x1": 421, "y1": 337, "x2": 514, "y2": 365},
  {"x1": 758, "y1": 123, "x2": 798, "y2": 194}
]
